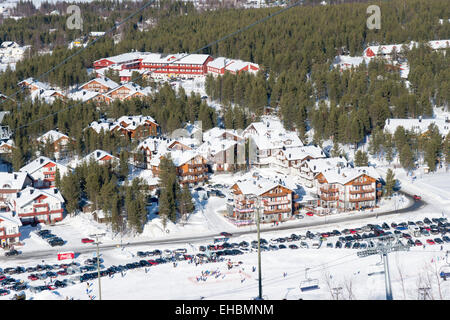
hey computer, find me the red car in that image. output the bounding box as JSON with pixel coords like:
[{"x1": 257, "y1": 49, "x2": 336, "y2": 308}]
[
  {"x1": 57, "y1": 270, "x2": 68, "y2": 276},
  {"x1": 28, "y1": 274, "x2": 39, "y2": 281},
  {"x1": 47, "y1": 285, "x2": 56, "y2": 290},
  {"x1": 220, "y1": 232, "x2": 233, "y2": 237},
  {"x1": 147, "y1": 259, "x2": 158, "y2": 266},
  {"x1": 0, "y1": 275, "x2": 6, "y2": 281},
  {"x1": 426, "y1": 239, "x2": 435, "y2": 245},
  {"x1": 81, "y1": 238, "x2": 94, "y2": 243},
  {"x1": 305, "y1": 212, "x2": 314, "y2": 216},
  {"x1": 413, "y1": 195, "x2": 421, "y2": 201},
  {"x1": 415, "y1": 239, "x2": 423, "y2": 246},
  {"x1": 0, "y1": 289, "x2": 9, "y2": 296},
  {"x1": 350, "y1": 229, "x2": 357, "y2": 234}
]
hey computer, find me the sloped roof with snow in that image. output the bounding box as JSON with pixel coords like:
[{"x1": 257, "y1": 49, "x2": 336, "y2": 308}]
[
  {"x1": 19, "y1": 156, "x2": 69, "y2": 175},
  {"x1": 317, "y1": 166, "x2": 380, "y2": 185},
  {"x1": 36, "y1": 130, "x2": 69, "y2": 143},
  {"x1": 233, "y1": 176, "x2": 292, "y2": 196},
  {"x1": 0, "y1": 172, "x2": 31, "y2": 190},
  {"x1": 14, "y1": 186, "x2": 64, "y2": 208},
  {"x1": 384, "y1": 118, "x2": 450, "y2": 136},
  {"x1": 277, "y1": 145, "x2": 325, "y2": 161},
  {"x1": 83, "y1": 149, "x2": 119, "y2": 164},
  {"x1": 0, "y1": 211, "x2": 22, "y2": 227},
  {"x1": 81, "y1": 77, "x2": 119, "y2": 89},
  {"x1": 296, "y1": 157, "x2": 348, "y2": 172}
]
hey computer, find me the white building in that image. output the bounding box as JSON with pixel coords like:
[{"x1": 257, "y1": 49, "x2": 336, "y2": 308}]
[
  {"x1": 19, "y1": 156, "x2": 69, "y2": 188},
  {"x1": 12, "y1": 187, "x2": 65, "y2": 224},
  {"x1": 0, "y1": 211, "x2": 22, "y2": 247}
]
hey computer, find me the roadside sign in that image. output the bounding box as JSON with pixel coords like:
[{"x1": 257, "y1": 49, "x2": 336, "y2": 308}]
[{"x1": 57, "y1": 251, "x2": 75, "y2": 260}]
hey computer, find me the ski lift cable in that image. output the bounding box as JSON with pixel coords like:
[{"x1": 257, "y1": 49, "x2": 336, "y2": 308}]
[{"x1": 11, "y1": 1, "x2": 304, "y2": 134}]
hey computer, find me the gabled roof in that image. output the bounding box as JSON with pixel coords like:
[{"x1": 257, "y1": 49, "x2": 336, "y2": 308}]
[
  {"x1": 14, "y1": 186, "x2": 64, "y2": 208},
  {"x1": 0, "y1": 172, "x2": 32, "y2": 190},
  {"x1": 316, "y1": 166, "x2": 380, "y2": 185},
  {"x1": 232, "y1": 176, "x2": 292, "y2": 196},
  {"x1": 0, "y1": 211, "x2": 22, "y2": 227},
  {"x1": 80, "y1": 77, "x2": 119, "y2": 90},
  {"x1": 83, "y1": 149, "x2": 119, "y2": 163},
  {"x1": 36, "y1": 130, "x2": 70, "y2": 144},
  {"x1": 19, "y1": 156, "x2": 69, "y2": 175},
  {"x1": 277, "y1": 145, "x2": 325, "y2": 161}
]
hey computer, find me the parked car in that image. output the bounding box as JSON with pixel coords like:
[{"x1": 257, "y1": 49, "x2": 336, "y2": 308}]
[
  {"x1": 413, "y1": 195, "x2": 421, "y2": 201},
  {"x1": 81, "y1": 238, "x2": 94, "y2": 243},
  {"x1": 426, "y1": 239, "x2": 435, "y2": 245},
  {"x1": 288, "y1": 244, "x2": 299, "y2": 249},
  {"x1": 5, "y1": 249, "x2": 20, "y2": 256},
  {"x1": 305, "y1": 212, "x2": 314, "y2": 216},
  {"x1": 220, "y1": 232, "x2": 232, "y2": 237}
]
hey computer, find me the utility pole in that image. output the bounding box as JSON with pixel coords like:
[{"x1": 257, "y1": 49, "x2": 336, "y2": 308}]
[
  {"x1": 256, "y1": 197, "x2": 263, "y2": 300},
  {"x1": 357, "y1": 233, "x2": 409, "y2": 300},
  {"x1": 90, "y1": 233, "x2": 106, "y2": 300}
]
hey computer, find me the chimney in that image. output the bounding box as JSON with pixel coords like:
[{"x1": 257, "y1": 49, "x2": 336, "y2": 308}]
[
  {"x1": 14, "y1": 174, "x2": 17, "y2": 180},
  {"x1": 419, "y1": 116, "x2": 422, "y2": 123},
  {"x1": 40, "y1": 158, "x2": 44, "y2": 164}
]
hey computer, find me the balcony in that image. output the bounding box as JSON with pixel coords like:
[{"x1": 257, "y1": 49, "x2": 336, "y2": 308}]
[
  {"x1": 179, "y1": 168, "x2": 207, "y2": 176},
  {"x1": 349, "y1": 196, "x2": 375, "y2": 202},
  {"x1": 263, "y1": 208, "x2": 291, "y2": 215},
  {"x1": 349, "y1": 188, "x2": 375, "y2": 194},
  {"x1": 320, "y1": 194, "x2": 339, "y2": 201},
  {"x1": 320, "y1": 186, "x2": 339, "y2": 193},
  {"x1": 188, "y1": 163, "x2": 205, "y2": 168},
  {"x1": 352, "y1": 181, "x2": 373, "y2": 186},
  {"x1": 263, "y1": 199, "x2": 290, "y2": 206}
]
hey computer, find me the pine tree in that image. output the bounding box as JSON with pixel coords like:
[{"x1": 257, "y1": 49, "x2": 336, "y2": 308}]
[
  {"x1": 399, "y1": 144, "x2": 415, "y2": 172},
  {"x1": 178, "y1": 183, "x2": 195, "y2": 224},
  {"x1": 384, "y1": 168, "x2": 396, "y2": 197},
  {"x1": 354, "y1": 150, "x2": 369, "y2": 166}
]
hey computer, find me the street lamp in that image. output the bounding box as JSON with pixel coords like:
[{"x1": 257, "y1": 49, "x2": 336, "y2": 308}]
[{"x1": 90, "y1": 233, "x2": 106, "y2": 300}]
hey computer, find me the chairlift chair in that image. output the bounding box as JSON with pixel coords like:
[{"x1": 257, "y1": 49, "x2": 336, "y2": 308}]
[{"x1": 300, "y1": 268, "x2": 320, "y2": 292}]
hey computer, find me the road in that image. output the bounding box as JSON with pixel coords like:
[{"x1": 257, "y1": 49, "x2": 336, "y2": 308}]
[{"x1": 5, "y1": 190, "x2": 426, "y2": 264}]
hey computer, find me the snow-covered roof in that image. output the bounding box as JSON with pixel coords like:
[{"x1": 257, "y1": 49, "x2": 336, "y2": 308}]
[
  {"x1": 68, "y1": 90, "x2": 101, "y2": 102},
  {"x1": 95, "y1": 52, "x2": 143, "y2": 65},
  {"x1": 83, "y1": 149, "x2": 119, "y2": 164},
  {"x1": 0, "y1": 172, "x2": 31, "y2": 190},
  {"x1": 36, "y1": 130, "x2": 69, "y2": 144},
  {"x1": 0, "y1": 211, "x2": 22, "y2": 227},
  {"x1": 225, "y1": 60, "x2": 251, "y2": 72},
  {"x1": 384, "y1": 118, "x2": 450, "y2": 136},
  {"x1": 197, "y1": 138, "x2": 237, "y2": 157},
  {"x1": 19, "y1": 156, "x2": 69, "y2": 175},
  {"x1": 18, "y1": 77, "x2": 50, "y2": 90},
  {"x1": 244, "y1": 116, "x2": 303, "y2": 151},
  {"x1": 317, "y1": 166, "x2": 380, "y2": 185},
  {"x1": 81, "y1": 77, "x2": 119, "y2": 90},
  {"x1": 14, "y1": 186, "x2": 64, "y2": 209},
  {"x1": 277, "y1": 145, "x2": 325, "y2": 161},
  {"x1": 150, "y1": 149, "x2": 203, "y2": 168},
  {"x1": 297, "y1": 157, "x2": 348, "y2": 172},
  {"x1": 202, "y1": 127, "x2": 243, "y2": 142},
  {"x1": 332, "y1": 55, "x2": 366, "y2": 70},
  {"x1": 141, "y1": 53, "x2": 211, "y2": 66},
  {"x1": 232, "y1": 176, "x2": 292, "y2": 196},
  {"x1": 207, "y1": 57, "x2": 232, "y2": 69}
]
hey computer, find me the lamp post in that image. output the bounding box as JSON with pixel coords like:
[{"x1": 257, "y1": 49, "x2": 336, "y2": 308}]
[{"x1": 90, "y1": 233, "x2": 106, "y2": 300}]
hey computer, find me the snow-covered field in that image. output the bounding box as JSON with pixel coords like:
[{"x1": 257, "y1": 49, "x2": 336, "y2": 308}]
[{"x1": 1, "y1": 167, "x2": 449, "y2": 300}]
